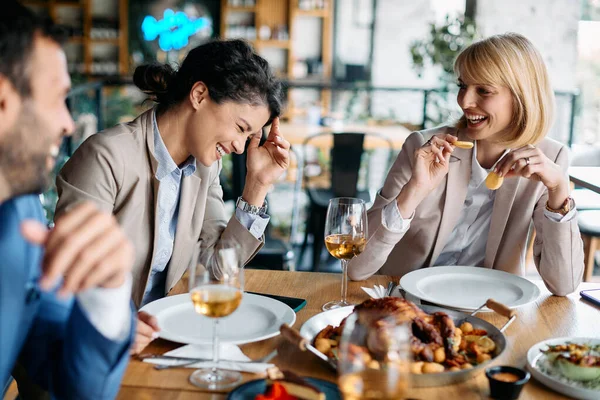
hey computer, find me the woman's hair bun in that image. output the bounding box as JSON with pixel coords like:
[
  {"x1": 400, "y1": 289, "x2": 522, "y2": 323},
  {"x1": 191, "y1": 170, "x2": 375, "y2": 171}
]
[{"x1": 133, "y1": 63, "x2": 176, "y2": 104}]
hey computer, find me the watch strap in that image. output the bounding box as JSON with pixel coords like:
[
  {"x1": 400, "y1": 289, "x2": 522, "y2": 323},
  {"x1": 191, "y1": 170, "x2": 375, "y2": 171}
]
[
  {"x1": 545, "y1": 196, "x2": 573, "y2": 216},
  {"x1": 236, "y1": 197, "x2": 268, "y2": 215}
]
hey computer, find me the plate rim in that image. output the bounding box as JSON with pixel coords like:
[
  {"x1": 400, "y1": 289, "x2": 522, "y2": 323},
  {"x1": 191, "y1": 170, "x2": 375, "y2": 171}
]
[
  {"x1": 400, "y1": 266, "x2": 540, "y2": 311},
  {"x1": 140, "y1": 292, "x2": 296, "y2": 345},
  {"x1": 226, "y1": 377, "x2": 341, "y2": 400},
  {"x1": 526, "y1": 336, "x2": 600, "y2": 400}
]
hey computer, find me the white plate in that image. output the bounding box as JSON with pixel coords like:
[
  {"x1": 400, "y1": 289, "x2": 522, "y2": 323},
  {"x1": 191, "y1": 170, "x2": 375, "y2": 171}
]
[
  {"x1": 400, "y1": 266, "x2": 540, "y2": 311},
  {"x1": 527, "y1": 337, "x2": 600, "y2": 400},
  {"x1": 140, "y1": 293, "x2": 296, "y2": 345}
]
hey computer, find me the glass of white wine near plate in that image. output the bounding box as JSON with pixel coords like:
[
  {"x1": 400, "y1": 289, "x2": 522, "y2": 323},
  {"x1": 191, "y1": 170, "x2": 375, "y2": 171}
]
[
  {"x1": 188, "y1": 241, "x2": 244, "y2": 390},
  {"x1": 338, "y1": 311, "x2": 411, "y2": 400},
  {"x1": 323, "y1": 197, "x2": 368, "y2": 311}
]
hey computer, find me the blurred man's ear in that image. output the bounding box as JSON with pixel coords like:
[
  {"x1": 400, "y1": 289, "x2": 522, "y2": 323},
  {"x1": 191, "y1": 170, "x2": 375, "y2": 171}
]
[{"x1": 0, "y1": 74, "x2": 22, "y2": 138}]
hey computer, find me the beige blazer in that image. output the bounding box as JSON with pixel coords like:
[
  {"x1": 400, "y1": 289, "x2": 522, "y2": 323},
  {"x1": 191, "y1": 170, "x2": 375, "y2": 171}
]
[
  {"x1": 55, "y1": 109, "x2": 263, "y2": 307},
  {"x1": 348, "y1": 126, "x2": 584, "y2": 296}
]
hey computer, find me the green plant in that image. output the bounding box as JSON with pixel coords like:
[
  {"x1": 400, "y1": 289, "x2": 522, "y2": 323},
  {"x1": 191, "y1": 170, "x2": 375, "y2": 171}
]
[
  {"x1": 410, "y1": 13, "x2": 477, "y2": 85},
  {"x1": 409, "y1": 14, "x2": 477, "y2": 127}
]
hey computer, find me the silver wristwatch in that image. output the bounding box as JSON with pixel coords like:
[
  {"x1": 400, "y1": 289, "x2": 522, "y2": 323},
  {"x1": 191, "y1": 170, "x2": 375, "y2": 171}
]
[{"x1": 236, "y1": 196, "x2": 268, "y2": 215}]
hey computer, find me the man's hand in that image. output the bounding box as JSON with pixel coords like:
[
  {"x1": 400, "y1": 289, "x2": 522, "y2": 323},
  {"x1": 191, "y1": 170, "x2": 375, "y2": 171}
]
[{"x1": 21, "y1": 202, "x2": 134, "y2": 296}]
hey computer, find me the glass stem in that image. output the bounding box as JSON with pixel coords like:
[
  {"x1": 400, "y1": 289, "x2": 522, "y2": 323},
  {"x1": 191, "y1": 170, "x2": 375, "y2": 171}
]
[
  {"x1": 341, "y1": 259, "x2": 349, "y2": 303},
  {"x1": 212, "y1": 318, "x2": 219, "y2": 374}
]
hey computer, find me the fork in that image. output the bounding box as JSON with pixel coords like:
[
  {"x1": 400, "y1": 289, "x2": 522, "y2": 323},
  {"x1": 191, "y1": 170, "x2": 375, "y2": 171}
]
[
  {"x1": 150, "y1": 349, "x2": 278, "y2": 370},
  {"x1": 385, "y1": 281, "x2": 397, "y2": 297}
]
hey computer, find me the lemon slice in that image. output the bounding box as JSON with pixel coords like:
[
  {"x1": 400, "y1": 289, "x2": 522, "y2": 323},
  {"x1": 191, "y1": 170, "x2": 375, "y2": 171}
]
[
  {"x1": 454, "y1": 141, "x2": 474, "y2": 149},
  {"x1": 485, "y1": 171, "x2": 504, "y2": 190},
  {"x1": 556, "y1": 357, "x2": 600, "y2": 381}
]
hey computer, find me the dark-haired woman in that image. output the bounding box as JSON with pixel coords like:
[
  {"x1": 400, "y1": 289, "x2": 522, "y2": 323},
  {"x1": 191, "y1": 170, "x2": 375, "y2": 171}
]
[{"x1": 55, "y1": 39, "x2": 289, "y2": 354}]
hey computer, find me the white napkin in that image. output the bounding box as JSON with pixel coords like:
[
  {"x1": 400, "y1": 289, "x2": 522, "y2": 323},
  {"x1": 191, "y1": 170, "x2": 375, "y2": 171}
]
[
  {"x1": 361, "y1": 284, "x2": 387, "y2": 299},
  {"x1": 361, "y1": 284, "x2": 404, "y2": 299},
  {"x1": 143, "y1": 343, "x2": 274, "y2": 374}
]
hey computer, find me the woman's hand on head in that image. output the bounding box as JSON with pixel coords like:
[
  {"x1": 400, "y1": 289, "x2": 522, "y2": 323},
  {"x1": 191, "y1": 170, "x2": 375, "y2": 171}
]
[{"x1": 245, "y1": 117, "x2": 290, "y2": 189}]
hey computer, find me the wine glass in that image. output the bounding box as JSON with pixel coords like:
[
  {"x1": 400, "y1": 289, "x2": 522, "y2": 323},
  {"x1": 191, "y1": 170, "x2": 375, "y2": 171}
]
[
  {"x1": 323, "y1": 197, "x2": 367, "y2": 311},
  {"x1": 188, "y1": 242, "x2": 244, "y2": 390},
  {"x1": 338, "y1": 311, "x2": 411, "y2": 400}
]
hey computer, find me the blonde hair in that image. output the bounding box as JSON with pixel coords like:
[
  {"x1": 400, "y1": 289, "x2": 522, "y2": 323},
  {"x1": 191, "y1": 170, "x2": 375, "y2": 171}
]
[{"x1": 454, "y1": 33, "x2": 555, "y2": 147}]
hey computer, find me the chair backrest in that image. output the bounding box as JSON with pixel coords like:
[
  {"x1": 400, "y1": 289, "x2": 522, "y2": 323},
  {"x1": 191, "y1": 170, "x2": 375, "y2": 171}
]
[
  {"x1": 330, "y1": 133, "x2": 366, "y2": 197},
  {"x1": 302, "y1": 130, "x2": 395, "y2": 197}
]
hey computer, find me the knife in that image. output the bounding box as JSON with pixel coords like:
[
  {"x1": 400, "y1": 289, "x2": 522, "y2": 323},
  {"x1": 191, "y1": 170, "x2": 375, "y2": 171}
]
[
  {"x1": 139, "y1": 354, "x2": 256, "y2": 364},
  {"x1": 280, "y1": 324, "x2": 337, "y2": 370}
]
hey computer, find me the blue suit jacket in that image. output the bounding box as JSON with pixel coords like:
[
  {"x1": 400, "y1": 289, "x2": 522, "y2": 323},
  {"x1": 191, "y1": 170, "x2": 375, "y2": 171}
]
[{"x1": 0, "y1": 195, "x2": 134, "y2": 399}]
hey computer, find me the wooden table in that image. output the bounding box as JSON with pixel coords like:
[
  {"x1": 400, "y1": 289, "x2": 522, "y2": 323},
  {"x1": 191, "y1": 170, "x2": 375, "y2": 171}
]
[
  {"x1": 569, "y1": 166, "x2": 600, "y2": 194},
  {"x1": 279, "y1": 122, "x2": 410, "y2": 150},
  {"x1": 119, "y1": 270, "x2": 600, "y2": 399}
]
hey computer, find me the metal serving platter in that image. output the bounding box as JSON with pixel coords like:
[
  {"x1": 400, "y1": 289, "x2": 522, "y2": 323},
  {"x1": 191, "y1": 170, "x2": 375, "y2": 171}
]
[{"x1": 299, "y1": 304, "x2": 508, "y2": 387}]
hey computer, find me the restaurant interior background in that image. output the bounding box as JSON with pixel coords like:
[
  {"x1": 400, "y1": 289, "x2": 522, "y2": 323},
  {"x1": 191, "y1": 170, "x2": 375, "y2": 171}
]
[{"x1": 23, "y1": 0, "x2": 600, "y2": 276}]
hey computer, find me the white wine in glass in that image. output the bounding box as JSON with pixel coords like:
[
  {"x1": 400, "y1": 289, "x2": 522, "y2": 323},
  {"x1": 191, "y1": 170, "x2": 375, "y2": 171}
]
[
  {"x1": 323, "y1": 197, "x2": 367, "y2": 311},
  {"x1": 188, "y1": 243, "x2": 244, "y2": 390},
  {"x1": 191, "y1": 284, "x2": 242, "y2": 318}
]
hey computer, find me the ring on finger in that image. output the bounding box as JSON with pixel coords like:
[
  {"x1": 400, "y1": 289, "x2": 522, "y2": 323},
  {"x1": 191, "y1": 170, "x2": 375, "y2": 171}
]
[{"x1": 525, "y1": 157, "x2": 530, "y2": 166}]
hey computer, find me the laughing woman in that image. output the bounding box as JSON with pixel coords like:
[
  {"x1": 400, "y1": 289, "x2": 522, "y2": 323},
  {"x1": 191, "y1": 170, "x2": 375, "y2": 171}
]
[
  {"x1": 55, "y1": 39, "x2": 289, "y2": 353},
  {"x1": 347, "y1": 33, "x2": 584, "y2": 295}
]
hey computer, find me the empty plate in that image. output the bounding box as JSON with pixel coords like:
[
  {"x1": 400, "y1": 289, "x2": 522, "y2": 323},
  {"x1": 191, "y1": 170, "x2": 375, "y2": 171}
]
[
  {"x1": 140, "y1": 293, "x2": 296, "y2": 345},
  {"x1": 400, "y1": 266, "x2": 540, "y2": 311}
]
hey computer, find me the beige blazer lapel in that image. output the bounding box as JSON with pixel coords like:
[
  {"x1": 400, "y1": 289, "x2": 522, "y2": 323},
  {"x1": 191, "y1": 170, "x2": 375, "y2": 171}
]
[
  {"x1": 485, "y1": 176, "x2": 521, "y2": 268},
  {"x1": 428, "y1": 146, "x2": 472, "y2": 265},
  {"x1": 166, "y1": 173, "x2": 201, "y2": 292},
  {"x1": 128, "y1": 113, "x2": 163, "y2": 304}
]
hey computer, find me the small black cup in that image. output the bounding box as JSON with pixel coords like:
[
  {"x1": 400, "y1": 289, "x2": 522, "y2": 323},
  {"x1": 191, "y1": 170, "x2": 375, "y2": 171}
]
[{"x1": 485, "y1": 365, "x2": 531, "y2": 400}]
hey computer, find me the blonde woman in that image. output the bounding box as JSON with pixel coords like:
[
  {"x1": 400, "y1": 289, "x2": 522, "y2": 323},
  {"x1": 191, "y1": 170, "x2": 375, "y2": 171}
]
[{"x1": 348, "y1": 33, "x2": 583, "y2": 296}]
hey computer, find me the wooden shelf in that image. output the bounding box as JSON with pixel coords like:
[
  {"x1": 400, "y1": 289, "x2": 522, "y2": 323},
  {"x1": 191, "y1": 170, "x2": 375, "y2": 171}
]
[
  {"x1": 295, "y1": 9, "x2": 329, "y2": 18},
  {"x1": 221, "y1": 0, "x2": 333, "y2": 119},
  {"x1": 89, "y1": 38, "x2": 120, "y2": 45},
  {"x1": 21, "y1": 0, "x2": 50, "y2": 7},
  {"x1": 225, "y1": 6, "x2": 257, "y2": 12},
  {"x1": 68, "y1": 36, "x2": 85, "y2": 44},
  {"x1": 55, "y1": 1, "x2": 82, "y2": 7},
  {"x1": 23, "y1": 0, "x2": 129, "y2": 75},
  {"x1": 254, "y1": 39, "x2": 290, "y2": 48}
]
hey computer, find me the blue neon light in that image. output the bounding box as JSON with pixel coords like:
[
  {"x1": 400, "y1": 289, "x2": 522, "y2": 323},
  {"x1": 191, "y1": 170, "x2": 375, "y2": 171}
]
[{"x1": 142, "y1": 9, "x2": 211, "y2": 51}]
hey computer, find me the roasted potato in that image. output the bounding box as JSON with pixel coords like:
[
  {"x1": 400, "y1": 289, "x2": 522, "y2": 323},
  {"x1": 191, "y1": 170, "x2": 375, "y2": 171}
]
[
  {"x1": 477, "y1": 353, "x2": 492, "y2": 364},
  {"x1": 433, "y1": 347, "x2": 446, "y2": 363},
  {"x1": 459, "y1": 322, "x2": 473, "y2": 334},
  {"x1": 410, "y1": 361, "x2": 424, "y2": 374},
  {"x1": 485, "y1": 171, "x2": 504, "y2": 190},
  {"x1": 464, "y1": 335, "x2": 496, "y2": 353},
  {"x1": 422, "y1": 362, "x2": 445, "y2": 374},
  {"x1": 315, "y1": 338, "x2": 332, "y2": 354},
  {"x1": 454, "y1": 140, "x2": 474, "y2": 149}
]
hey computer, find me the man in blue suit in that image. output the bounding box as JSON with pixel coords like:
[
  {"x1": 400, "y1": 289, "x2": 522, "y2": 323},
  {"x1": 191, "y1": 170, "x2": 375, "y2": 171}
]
[{"x1": 0, "y1": 2, "x2": 135, "y2": 399}]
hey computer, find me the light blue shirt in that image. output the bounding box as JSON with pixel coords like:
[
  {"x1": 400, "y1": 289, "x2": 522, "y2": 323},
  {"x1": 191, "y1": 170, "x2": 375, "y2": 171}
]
[{"x1": 140, "y1": 112, "x2": 269, "y2": 306}]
